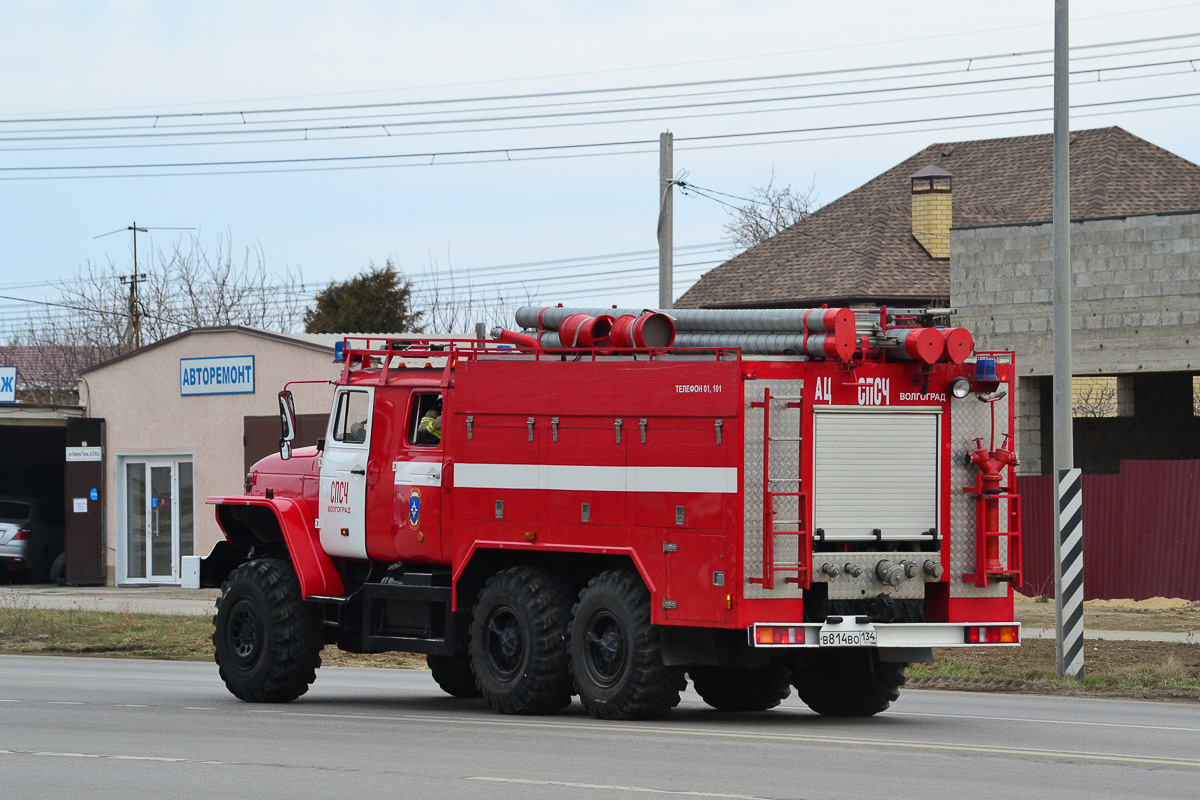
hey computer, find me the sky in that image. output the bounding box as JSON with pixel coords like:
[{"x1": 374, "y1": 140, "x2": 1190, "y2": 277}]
[{"x1": 1, "y1": 0, "x2": 1198, "y2": 337}]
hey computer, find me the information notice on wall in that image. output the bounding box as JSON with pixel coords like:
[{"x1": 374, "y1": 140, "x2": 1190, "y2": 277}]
[
  {"x1": 65, "y1": 446, "x2": 102, "y2": 462},
  {"x1": 179, "y1": 355, "x2": 255, "y2": 396}
]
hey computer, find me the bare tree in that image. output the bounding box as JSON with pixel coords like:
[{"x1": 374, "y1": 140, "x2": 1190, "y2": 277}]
[
  {"x1": 1072, "y1": 380, "x2": 1118, "y2": 418},
  {"x1": 11, "y1": 233, "x2": 304, "y2": 400},
  {"x1": 723, "y1": 170, "x2": 818, "y2": 250},
  {"x1": 416, "y1": 251, "x2": 532, "y2": 334}
]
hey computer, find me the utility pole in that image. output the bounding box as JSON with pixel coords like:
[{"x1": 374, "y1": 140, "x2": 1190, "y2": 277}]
[
  {"x1": 94, "y1": 221, "x2": 196, "y2": 352},
  {"x1": 120, "y1": 222, "x2": 149, "y2": 350},
  {"x1": 658, "y1": 131, "x2": 674, "y2": 310},
  {"x1": 1052, "y1": 0, "x2": 1085, "y2": 680}
]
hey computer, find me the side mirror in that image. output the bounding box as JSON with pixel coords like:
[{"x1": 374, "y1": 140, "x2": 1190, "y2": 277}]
[
  {"x1": 279, "y1": 391, "x2": 297, "y2": 441},
  {"x1": 278, "y1": 390, "x2": 297, "y2": 461}
]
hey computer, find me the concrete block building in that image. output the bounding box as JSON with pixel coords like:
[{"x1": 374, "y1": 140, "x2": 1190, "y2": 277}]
[{"x1": 953, "y1": 211, "x2": 1200, "y2": 474}]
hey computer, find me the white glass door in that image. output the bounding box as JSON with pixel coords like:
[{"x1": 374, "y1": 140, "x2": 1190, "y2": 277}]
[
  {"x1": 148, "y1": 462, "x2": 176, "y2": 581},
  {"x1": 123, "y1": 458, "x2": 195, "y2": 583}
]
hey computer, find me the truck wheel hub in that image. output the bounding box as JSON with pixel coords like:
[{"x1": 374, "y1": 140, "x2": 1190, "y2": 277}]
[
  {"x1": 584, "y1": 610, "x2": 626, "y2": 687},
  {"x1": 228, "y1": 599, "x2": 263, "y2": 666},
  {"x1": 485, "y1": 608, "x2": 524, "y2": 678}
]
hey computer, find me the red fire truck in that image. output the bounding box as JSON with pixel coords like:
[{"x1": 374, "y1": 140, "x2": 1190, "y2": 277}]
[{"x1": 204, "y1": 305, "x2": 1021, "y2": 719}]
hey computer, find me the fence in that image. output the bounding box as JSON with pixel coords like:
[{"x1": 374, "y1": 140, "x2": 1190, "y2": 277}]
[{"x1": 1018, "y1": 460, "x2": 1200, "y2": 600}]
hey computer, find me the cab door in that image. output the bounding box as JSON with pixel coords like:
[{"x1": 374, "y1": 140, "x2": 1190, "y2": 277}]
[
  {"x1": 319, "y1": 386, "x2": 374, "y2": 559},
  {"x1": 392, "y1": 391, "x2": 444, "y2": 561}
]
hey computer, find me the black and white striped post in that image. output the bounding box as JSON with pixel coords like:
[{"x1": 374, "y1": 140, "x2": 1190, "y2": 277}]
[
  {"x1": 1056, "y1": 468, "x2": 1085, "y2": 678},
  {"x1": 1051, "y1": 1, "x2": 1084, "y2": 680}
]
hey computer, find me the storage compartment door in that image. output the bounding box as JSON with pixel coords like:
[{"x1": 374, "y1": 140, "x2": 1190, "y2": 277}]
[{"x1": 811, "y1": 410, "x2": 939, "y2": 542}]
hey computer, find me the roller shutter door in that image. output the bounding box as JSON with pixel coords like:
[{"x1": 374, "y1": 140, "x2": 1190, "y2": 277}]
[{"x1": 811, "y1": 410, "x2": 939, "y2": 541}]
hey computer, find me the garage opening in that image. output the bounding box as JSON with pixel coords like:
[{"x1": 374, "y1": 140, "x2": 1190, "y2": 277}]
[{"x1": 0, "y1": 423, "x2": 66, "y2": 582}]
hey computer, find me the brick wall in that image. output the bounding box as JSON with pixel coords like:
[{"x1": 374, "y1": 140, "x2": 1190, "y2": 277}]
[{"x1": 912, "y1": 189, "x2": 952, "y2": 259}]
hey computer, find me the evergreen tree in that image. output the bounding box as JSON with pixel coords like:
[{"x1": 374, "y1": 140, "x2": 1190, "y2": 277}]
[{"x1": 304, "y1": 261, "x2": 424, "y2": 334}]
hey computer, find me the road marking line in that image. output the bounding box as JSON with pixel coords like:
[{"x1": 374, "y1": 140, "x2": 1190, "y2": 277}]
[
  {"x1": 469, "y1": 777, "x2": 770, "y2": 798},
  {"x1": 279, "y1": 711, "x2": 1200, "y2": 768},
  {"x1": 48, "y1": 701, "x2": 84, "y2": 705},
  {"x1": 897, "y1": 711, "x2": 1200, "y2": 733},
  {"x1": 1, "y1": 749, "x2": 231, "y2": 766},
  {"x1": 183, "y1": 706, "x2": 216, "y2": 711}
]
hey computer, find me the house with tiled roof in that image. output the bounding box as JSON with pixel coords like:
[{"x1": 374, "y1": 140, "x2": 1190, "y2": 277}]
[
  {"x1": 678, "y1": 126, "x2": 1200, "y2": 476},
  {"x1": 678, "y1": 127, "x2": 1200, "y2": 310}
]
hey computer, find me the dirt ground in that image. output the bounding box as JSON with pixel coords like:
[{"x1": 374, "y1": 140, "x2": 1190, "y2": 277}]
[{"x1": 1013, "y1": 592, "x2": 1200, "y2": 633}]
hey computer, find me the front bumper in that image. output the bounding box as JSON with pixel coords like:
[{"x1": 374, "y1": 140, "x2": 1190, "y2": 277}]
[{"x1": 749, "y1": 620, "x2": 1021, "y2": 648}]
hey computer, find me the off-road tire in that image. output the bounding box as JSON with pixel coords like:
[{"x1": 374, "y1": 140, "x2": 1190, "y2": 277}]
[
  {"x1": 791, "y1": 650, "x2": 907, "y2": 716},
  {"x1": 690, "y1": 662, "x2": 793, "y2": 712},
  {"x1": 213, "y1": 558, "x2": 323, "y2": 703},
  {"x1": 427, "y1": 653, "x2": 482, "y2": 698},
  {"x1": 570, "y1": 569, "x2": 685, "y2": 720},
  {"x1": 469, "y1": 566, "x2": 574, "y2": 715}
]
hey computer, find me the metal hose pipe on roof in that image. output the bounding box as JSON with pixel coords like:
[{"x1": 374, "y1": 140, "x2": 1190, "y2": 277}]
[
  {"x1": 673, "y1": 332, "x2": 843, "y2": 358},
  {"x1": 515, "y1": 306, "x2": 849, "y2": 333}
]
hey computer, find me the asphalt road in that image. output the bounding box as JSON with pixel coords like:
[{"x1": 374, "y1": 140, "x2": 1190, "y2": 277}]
[{"x1": 1, "y1": 655, "x2": 1197, "y2": 800}]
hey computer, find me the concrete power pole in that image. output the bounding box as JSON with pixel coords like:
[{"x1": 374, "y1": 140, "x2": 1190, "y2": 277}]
[
  {"x1": 1053, "y1": 0, "x2": 1085, "y2": 680},
  {"x1": 658, "y1": 131, "x2": 674, "y2": 310}
]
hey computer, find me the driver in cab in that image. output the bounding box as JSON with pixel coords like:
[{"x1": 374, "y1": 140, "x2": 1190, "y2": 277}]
[{"x1": 415, "y1": 401, "x2": 442, "y2": 445}]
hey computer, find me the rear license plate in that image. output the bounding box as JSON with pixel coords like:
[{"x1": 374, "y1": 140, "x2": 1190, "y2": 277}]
[{"x1": 819, "y1": 628, "x2": 878, "y2": 647}]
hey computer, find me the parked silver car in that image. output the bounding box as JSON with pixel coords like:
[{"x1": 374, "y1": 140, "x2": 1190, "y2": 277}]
[{"x1": 0, "y1": 496, "x2": 65, "y2": 583}]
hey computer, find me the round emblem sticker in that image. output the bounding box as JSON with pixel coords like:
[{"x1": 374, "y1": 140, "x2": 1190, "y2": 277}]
[{"x1": 408, "y1": 487, "x2": 422, "y2": 527}]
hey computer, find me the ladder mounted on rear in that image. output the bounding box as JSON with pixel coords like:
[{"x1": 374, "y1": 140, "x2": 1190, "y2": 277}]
[{"x1": 748, "y1": 386, "x2": 812, "y2": 590}]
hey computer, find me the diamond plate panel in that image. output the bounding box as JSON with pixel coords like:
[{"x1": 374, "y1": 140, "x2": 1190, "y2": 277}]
[
  {"x1": 949, "y1": 388, "x2": 1011, "y2": 599},
  {"x1": 742, "y1": 379, "x2": 804, "y2": 599}
]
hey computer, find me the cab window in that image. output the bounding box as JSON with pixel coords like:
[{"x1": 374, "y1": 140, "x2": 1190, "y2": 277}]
[
  {"x1": 409, "y1": 393, "x2": 443, "y2": 447},
  {"x1": 332, "y1": 391, "x2": 370, "y2": 444}
]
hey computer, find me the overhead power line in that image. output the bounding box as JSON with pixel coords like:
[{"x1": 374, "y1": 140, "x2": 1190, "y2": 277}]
[
  {"x1": 3, "y1": 90, "x2": 1195, "y2": 177},
  {"x1": 2, "y1": 96, "x2": 1192, "y2": 183},
  {"x1": 2, "y1": 61, "x2": 1193, "y2": 155},
  {"x1": 3, "y1": 31, "x2": 1196, "y2": 126}
]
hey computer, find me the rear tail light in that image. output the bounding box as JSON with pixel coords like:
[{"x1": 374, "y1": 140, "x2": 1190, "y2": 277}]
[
  {"x1": 965, "y1": 625, "x2": 1019, "y2": 644},
  {"x1": 754, "y1": 625, "x2": 805, "y2": 645},
  {"x1": 12, "y1": 528, "x2": 31, "y2": 541}
]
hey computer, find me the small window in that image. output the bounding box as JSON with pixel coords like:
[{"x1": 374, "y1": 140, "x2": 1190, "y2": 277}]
[
  {"x1": 1072, "y1": 376, "x2": 1133, "y2": 418},
  {"x1": 409, "y1": 393, "x2": 443, "y2": 446},
  {"x1": 1193, "y1": 376, "x2": 1199, "y2": 417},
  {"x1": 332, "y1": 391, "x2": 370, "y2": 443}
]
